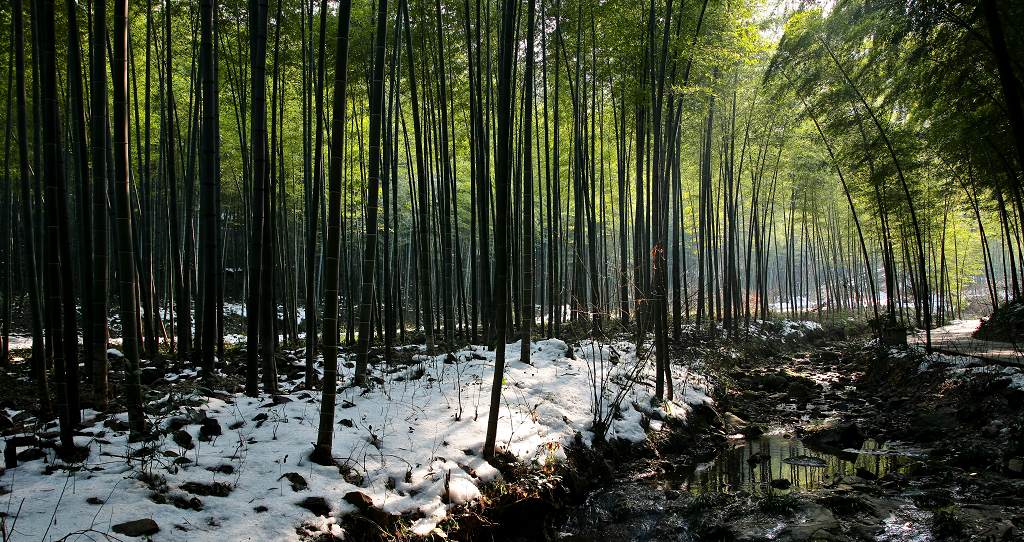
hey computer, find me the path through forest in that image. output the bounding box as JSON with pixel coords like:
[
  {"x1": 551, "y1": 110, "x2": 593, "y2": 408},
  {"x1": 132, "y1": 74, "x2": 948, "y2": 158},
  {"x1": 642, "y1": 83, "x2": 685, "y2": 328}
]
[{"x1": 911, "y1": 320, "x2": 1024, "y2": 366}]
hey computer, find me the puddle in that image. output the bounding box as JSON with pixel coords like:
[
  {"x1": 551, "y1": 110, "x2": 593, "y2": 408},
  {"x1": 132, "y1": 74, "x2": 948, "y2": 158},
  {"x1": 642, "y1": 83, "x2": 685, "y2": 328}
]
[{"x1": 670, "y1": 435, "x2": 920, "y2": 494}]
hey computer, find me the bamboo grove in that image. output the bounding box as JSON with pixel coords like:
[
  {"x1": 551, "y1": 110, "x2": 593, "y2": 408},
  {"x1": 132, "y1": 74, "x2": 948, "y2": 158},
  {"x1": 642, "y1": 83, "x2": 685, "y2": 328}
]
[{"x1": 0, "y1": 0, "x2": 1022, "y2": 459}]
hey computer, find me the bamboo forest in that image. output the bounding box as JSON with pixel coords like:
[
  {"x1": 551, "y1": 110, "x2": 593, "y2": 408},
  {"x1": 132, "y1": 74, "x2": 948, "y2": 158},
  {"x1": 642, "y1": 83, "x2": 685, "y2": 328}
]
[{"x1": 1, "y1": 0, "x2": 1023, "y2": 539}]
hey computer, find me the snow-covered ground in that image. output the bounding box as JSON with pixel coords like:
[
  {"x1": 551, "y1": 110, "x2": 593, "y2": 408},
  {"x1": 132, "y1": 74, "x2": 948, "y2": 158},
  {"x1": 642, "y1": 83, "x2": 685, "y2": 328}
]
[
  {"x1": 1, "y1": 338, "x2": 713, "y2": 541},
  {"x1": 913, "y1": 348, "x2": 1024, "y2": 392}
]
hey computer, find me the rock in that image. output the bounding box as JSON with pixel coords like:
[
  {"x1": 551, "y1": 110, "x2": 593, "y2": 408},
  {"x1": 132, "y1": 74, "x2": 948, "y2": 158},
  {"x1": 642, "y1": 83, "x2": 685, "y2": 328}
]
[
  {"x1": 206, "y1": 464, "x2": 234, "y2": 475},
  {"x1": 770, "y1": 478, "x2": 792, "y2": 490},
  {"x1": 180, "y1": 481, "x2": 232, "y2": 497},
  {"x1": 803, "y1": 422, "x2": 864, "y2": 453},
  {"x1": 787, "y1": 381, "x2": 811, "y2": 403},
  {"x1": 816, "y1": 350, "x2": 840, "y2": 362},
  {"x1": 111, "y1": 518, "x2": 160, "y2": 537},
  {"x1": 855, "y1": 467, "x2": 877, "y2": 480},
  {"x1": 165, "y1": 417, "x2": 190, "y2": 432},
  {"x1": 755, "y1": 373, "x2": 789, "y2": 392},
  {"x1": 907, "y1": 488, "x2": 953, "y2": 508},
  {"x1": 1007, "y1": 457, "x2": 1024, "y2": 476},
  {"x1": 279, "y1": 472, "x2": 308, "y2": 491},
  {"x1": 169, "y1": 494, "x2": 204, "y2": 511},
  {"x1": 139, "y1": 367, "x2": 166, "y2": 386},
  {"x1": 172, "y1": 430, "x2": 194, "y2": 450},
  {"x1": 782, "y1": 455, "x2": 828, "y2": 468},
  {"x1": 909, "y1": 408, "x2": 957, "y2": 441},
  {"x1": 723, "y1": 411, "x2": 748, "y2": 431},
  {"x1": 344, "y1": 491, "x2": 374, "y2": 510},
  {"x1": 740, "y1": 425, "x2": 765, "y2": 439},
  {"x1": 780, "y1": 502, "x2": 840, "y2": 541},
  {"x1": 254, "y1": 505, "x2": 269, "y2": 513},
  {"x1": 198, "y1": 418, "x2": 222, "y2": 441},
  {"x1": 103, "y1": 418, "x2": 130, "y2": 432},
  {"x1": 297, "y1": 496, "x2": 331, "y2": 517},
  {"x1": 16, "y1": 447, "x2": 46, "y2": 463}
]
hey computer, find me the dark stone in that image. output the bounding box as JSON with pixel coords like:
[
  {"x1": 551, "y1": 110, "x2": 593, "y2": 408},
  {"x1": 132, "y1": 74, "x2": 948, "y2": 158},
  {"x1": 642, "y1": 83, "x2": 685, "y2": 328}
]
[
  {"x1": 139, "y1": 367, "x2": 166, "y2": 386},
  {"x1": 344, "y1": 491, "x2": 374, "y2": 510},
  {"x1": 254, "y1": 505, "x2": 269, "y2": 513},
  {"x1": 16, "y1": 447, "x2": 46, "y2": 463},
  {"x1": 740, "y1": 425, "x2": 765, "y2": 439},
  {"x1": 170, "y1": 495, "x2": 204, "y2": 511},
  {"x1": 908, "y1": 488, "x2": 953, "y2": 508},
  {"x1": 297, "y1": 496, "x2": 332, "y2": 517},
  {"x1": 103, "y1": 418, "x2": 130, "y2": 432},
  {"x1": 165, "y1": 417, "x2": 190, "y2": 432},
  {"x1": 279, "y1": 472, "x2": 308, "y2": 492},
  {"x1": 180, "y1": 481, "x2": 232, "y2": 497},
  {"x1": 755, "y1": 373, "x2": 790, "y2": 392},
  {"x1": 198, "y1": 418, "x2": 222, "y2": 441},
  {"x1": 855, "y1": 467, "x2": 878, "y2": 480},
  {"x1": 803, "y1": 422, "x2": 864, "y2": 453},
  {"x1": 172, "y1": 430, "x2": 194, "y2": 450},
  {"x1": 787, "y1": 382, "x2": 811, "y2": 403},
  {"x1": 910, "y1": 409, "x2": 958, "y2": 441},
  {"x1": 883, "y1": 327, "x2": 909, "y2": 347},
  {"x1": 111, "y1": 518, "x2": 160, "y2": 537}
]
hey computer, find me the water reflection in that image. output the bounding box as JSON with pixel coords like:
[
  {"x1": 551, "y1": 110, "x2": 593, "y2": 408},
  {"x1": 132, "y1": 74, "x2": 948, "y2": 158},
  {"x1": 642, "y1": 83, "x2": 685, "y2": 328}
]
[{"x1": 683, "y1": 435, "x2": 918, "y2": 494}]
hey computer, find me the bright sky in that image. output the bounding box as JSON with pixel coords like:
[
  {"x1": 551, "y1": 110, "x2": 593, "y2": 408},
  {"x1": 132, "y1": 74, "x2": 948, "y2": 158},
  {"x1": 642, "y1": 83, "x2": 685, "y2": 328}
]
[{"x1": 757, "y1": 0, "x2": 837, "y2": 42}]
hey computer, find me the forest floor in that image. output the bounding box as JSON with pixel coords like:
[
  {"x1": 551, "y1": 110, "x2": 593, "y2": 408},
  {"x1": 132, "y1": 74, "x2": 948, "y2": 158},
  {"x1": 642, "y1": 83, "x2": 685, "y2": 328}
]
[
  {"x1": 558, "y1": 325, "x2": 1024, "y2": 541},
  {"x1": 0, "y1": 320, "x2": 725, "y2": 541},
  {"x1": 3, "y1": 320, "x2": 1023, "y2": 541}
]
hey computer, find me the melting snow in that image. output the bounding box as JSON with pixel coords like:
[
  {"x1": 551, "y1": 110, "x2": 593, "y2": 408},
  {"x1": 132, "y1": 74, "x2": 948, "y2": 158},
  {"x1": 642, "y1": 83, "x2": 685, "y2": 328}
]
[{"x1": 2, "y1": 337, "x2": 712, "y2": 540}]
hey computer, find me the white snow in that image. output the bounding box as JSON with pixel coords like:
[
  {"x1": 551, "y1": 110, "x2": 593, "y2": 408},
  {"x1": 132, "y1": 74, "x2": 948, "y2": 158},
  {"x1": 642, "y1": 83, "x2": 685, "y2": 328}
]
[
  {"x1": 1, "y1": 337, "x2": 712, "y2": 541},
  {"x1": 913, "y1": 349, "x2": 1024, "y2": 391}
]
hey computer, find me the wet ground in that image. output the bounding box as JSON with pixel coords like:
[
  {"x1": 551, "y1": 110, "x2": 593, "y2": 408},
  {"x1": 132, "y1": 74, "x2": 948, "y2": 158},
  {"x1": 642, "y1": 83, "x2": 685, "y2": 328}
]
[
  {"x1": 557, "y1": 334, "x2": 1024, "y2": 541},
  {"x1": 686, "y1": 436, "x2": 919, "y2": 495}
]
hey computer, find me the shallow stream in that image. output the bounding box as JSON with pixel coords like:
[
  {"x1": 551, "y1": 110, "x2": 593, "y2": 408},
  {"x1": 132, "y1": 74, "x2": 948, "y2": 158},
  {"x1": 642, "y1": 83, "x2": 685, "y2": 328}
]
[{"x1": 684, "y1": 434, "x2": 921, "y2": 495}]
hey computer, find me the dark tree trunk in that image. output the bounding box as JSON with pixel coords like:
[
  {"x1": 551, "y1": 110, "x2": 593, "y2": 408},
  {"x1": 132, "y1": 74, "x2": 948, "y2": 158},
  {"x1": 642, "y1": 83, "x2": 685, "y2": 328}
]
[
  {"x1": 483, "y1": 0, "x2": 517, "y2": 461},
  {"x1": 312, "y1": 0, "x2": 353, "y2": 465},
  {"x1": 113, "y1": 0, "x2": 148, "y2": 439},
  {"x1": 355, "y1": 0, "x2": 389, "y2": 385}
]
